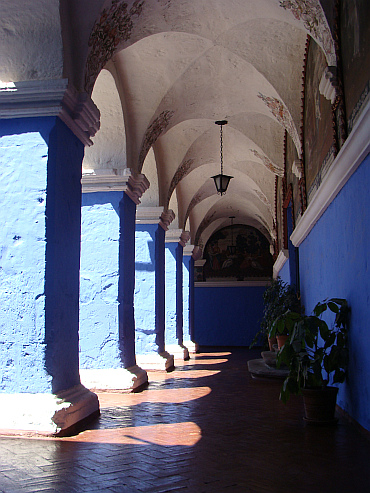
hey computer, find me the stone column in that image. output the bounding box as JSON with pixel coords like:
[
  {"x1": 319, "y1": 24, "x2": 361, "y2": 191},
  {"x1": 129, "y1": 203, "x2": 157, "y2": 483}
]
[
  {"x1": 182, "y1": 244, "x2": 199, "y2": 353},
  {"x1": 0, "y1": 79, "x2": 100, "y2": 433},
  {"x1": 165, "y1": 230, "x2": 191, "y2": 361},
  {"x1": 135, "y1": 207, "x2": 175, "y2": 370},
  {"x1": 79, "y1": 169, "x2": 149, "y2": 391}
]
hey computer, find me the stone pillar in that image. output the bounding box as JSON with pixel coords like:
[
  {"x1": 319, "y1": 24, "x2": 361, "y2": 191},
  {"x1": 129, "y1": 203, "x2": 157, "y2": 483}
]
[
  {"x1": 79, "y1": 169, "x2": 149, "y2": 391},
  {"x1": 165, "y1": 230, "x2": 191, "y2": 361},
  {"x1": 0, "y1": 79, "x2": 100, "y2": 433},
  {"x1": 135, "y1": 207, "x2": 175, "y2": 370},
  {"x1": 182, "y1": 244, "x2": 199, "y2": 353}
]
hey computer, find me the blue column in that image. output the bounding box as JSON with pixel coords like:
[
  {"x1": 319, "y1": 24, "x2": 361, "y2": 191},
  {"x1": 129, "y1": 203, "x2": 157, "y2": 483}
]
[
  {"x1": 182, "y1": 244, "x2": 197, "y2": 353},
  {"x1": 79, "y1": 170, "x2": 149, "y2": 390},
  {"x1": 165, "y1": 230, "x2": 190, "y2": 360},
  {"x1": 119, "y1": 192, "x2": 138, "y2": 368},
  {"x1": 135, "y1": 208, "x2": 175, "y2": 370},
  {"x1": 0, "y1": 104, "x2": 99, "y2": 432}
]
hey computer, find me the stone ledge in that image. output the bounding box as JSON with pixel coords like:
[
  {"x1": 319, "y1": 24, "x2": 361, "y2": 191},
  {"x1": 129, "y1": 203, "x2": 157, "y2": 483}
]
[
  {"x1": 165, "y1": 344, "x2": 190, "y2": 361},
  {"x1": 183, "y1": 340, "x2": 199, "y2": 353},
  {"x1": 136, "y1": 351, "x2": 174, "y2": 371},
  {"x1": 0, "y1": 384, "x2": 99, "y2": 435},
  {"x1": 79, "y1": 366, "x2": 148, "y2": 392}
]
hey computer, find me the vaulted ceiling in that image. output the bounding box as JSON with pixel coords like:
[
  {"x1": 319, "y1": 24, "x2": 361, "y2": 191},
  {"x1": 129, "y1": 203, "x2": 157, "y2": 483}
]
[{"x1": 64, "y1": 1, "x2": 334, "y2": 248}]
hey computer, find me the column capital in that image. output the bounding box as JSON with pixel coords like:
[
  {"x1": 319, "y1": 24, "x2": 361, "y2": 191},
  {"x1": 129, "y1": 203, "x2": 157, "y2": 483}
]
[
  {"x1": 194, "y1": 259, "x2": 206, "y2": 267},
  {"x1": 136, "y1": 207, "x2": 175, "y2": 230},
  {"x1": 192, "y1": 246, "x2": 203, "y2": 260},
  {"x1": 0, "y1": 79, "x2": 100, "y2": 146},
  {"x1": 82, "y1": 168, "x2": 149, "y2": 204},
  {"x1": 183, "y1": 244, "x2": 195, "y2": 256},
  {"x1": 166, "y1": 229, "x2": 190, "y2": 247}
]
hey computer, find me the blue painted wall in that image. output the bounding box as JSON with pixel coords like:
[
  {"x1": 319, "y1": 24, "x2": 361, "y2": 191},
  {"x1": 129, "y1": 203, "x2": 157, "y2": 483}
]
[
  {"x1": 165, "y1": 243, "x2": 178, "y2": 345},
  {"x1": 135, "y1": 224, "x2": 165, "y2": 354},
  {"x1": 0, "y1": 117, "x2": 83, "y2": 394},
  {"x1": 194, "y1": 285, "x2": 266, "y2": 346},
  {"x1": 80, "y1": 191, "x2": 121, "y2": 369},
  {"x1": 299, "y1": 154, "x2": 370, "y2": 431}
]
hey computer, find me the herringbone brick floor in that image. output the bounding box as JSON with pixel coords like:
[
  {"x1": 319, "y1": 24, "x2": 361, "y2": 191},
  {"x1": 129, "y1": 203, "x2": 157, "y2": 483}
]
[{"x1": 1, "y1": 348, "x2": 370, "y2": 492}]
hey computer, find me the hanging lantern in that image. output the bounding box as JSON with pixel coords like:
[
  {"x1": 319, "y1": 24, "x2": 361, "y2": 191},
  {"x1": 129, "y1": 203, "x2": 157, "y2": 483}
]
[{"x1": 212, "y1": 120, "x2": 233, "y2": 195}]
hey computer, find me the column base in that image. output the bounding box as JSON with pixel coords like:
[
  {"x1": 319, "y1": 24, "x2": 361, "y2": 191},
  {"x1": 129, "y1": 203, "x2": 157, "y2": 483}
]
[
  {"x1": 136, "y1": 351, "x2": 174, "y2": 371},
  {"x1": 79, "y1": 365, "x2": 148, "y2": 392},
  {"x1": 183, "y1": 340, "x2": 199, "y2": 353},
  {"x1": 0, "y1": 384, "x2": 99, "y2": 435},
  {"x1": 165, "y1": 344, "x2": 190, "y2": 361}
]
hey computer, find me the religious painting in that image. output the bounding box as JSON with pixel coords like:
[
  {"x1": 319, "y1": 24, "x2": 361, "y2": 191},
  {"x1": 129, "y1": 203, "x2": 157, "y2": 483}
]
[
  {"x1": 203, "y1": 225, "x2": 273, "y2": 281},
  {"x1": 286, "y1": 134, "x2": 302, "y2": 223},
  {"x1": 304, "y1": 38, "x2": 334, "y2": 201},
  {"x1": 276, "y1": 176, "x2": 284, "y2": 252},
  {"x1": 341, "y1": 0, "x2": 370, "y2": 132}
]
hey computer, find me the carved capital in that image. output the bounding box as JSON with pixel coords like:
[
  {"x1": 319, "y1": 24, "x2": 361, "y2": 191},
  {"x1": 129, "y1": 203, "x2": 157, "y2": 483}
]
[
  {"x1": 0, "y1": 79, "x2": 100, "y2": 146},
  {"x1": 82, "y1": 168, "x2": 149, "y2": 204},
  {"x1": 136, "y1": 207, "x2": 175, "y2": 229},
  {"x1": 165, "y1": 229, "x2": 190, "y2": 246},
  {"x1": 192, "y1": 246, "x2": 203, "y2": 261}
]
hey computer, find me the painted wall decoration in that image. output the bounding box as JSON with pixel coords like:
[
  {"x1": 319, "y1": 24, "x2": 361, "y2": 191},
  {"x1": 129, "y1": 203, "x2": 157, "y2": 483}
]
[
  {"x1": 257, "y1": 93, "x2": 302, "y2": 158},
  {"x1": 285, "y1": 134, "x2": 302, "y2": 222},
  {"x1": 166, "y1": 158, "x2": 194, "y2": 208},
  {"x1": 183, "y1": 189, "x2": 207, "y2": 229},
  {"x1": 85, "y1": 0, "x2": 145, "y2": 93},
  {"x1": 340, "y1": 0, "x2": 370, "y2": 132},
  {"x1": 139, "y1": 110, "x2": 175, "y2": 169},
  {"x1": 279, "y1": 0, "x2": 336, "y2": 66},
  {"x1": 250, "y1": 149, "x2": 284, "y2": 177},
  {"x1": 254, "y1": 189, "x2": 273, "y2": 216},
  {"x1": 194, "y1": 210, "x2": 216, "y2": 247},
  {"x1": 304, "y1": 39, "x2": 334, "y2": 200},
  {"x1": 203, "y1": 224, "x2": 273, "y2": 281},
  {"x1": 276, "y1": 176, "x2": 284, "y2": 251}
]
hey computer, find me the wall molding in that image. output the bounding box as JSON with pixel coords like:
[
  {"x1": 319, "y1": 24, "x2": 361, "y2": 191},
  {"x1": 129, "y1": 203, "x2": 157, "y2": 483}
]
[
  {"x1": 195, "y1": 280, "x2": 269, "y2": 288},
  {"x1": 273, "y1": 249, "x2": 289, "y2": 278},
  {"x1": 0, "y1": 79, "x2": 100, "y2": 146},
  {"x1": 291, "y1": 99, "x2": 370, "y2": 247}
]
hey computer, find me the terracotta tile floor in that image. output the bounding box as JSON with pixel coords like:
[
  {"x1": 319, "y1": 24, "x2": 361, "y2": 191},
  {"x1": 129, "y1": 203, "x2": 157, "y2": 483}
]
[{"x1": 1, "y1": 348, "x2": 370, "y2": 492}]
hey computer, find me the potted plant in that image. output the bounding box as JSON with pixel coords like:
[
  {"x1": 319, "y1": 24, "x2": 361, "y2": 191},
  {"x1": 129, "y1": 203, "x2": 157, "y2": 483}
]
[
  {"x1": 276, "y1": 298, "x2": 349, "y2": 423},
  {"x1": 250, "y1": 277, "x2": 300, "y2": 350}
]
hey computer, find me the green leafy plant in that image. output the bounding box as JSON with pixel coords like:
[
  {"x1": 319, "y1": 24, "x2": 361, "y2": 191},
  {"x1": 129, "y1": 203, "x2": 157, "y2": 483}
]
[
  {"x1": 249, "y1": 277, "x2": 300, "y2": 348},
  {"x1": 276, "y1": 298, "x2": 349, "y2": 403}
]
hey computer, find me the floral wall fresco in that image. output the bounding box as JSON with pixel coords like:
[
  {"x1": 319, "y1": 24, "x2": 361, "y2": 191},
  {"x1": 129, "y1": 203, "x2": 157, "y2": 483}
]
[
  {"x1": 183, "y1": 189, "x2": 207, "y2": 229},
  {"x1": 85, "y1": 0, "x2": 145, "y2": 94},
  {"x1": 203, "y1": 224, "x2": 273, "y2": 281},
  {"x1": 166, "y1": 158, "x2": 194, "y2": 208},
  {"x1": 257, "y1": 93, "x2": 302, "y2": 158},
  {"x1": 279, "y1": 0, "x2": 336, "y2": 66},
  {"x1": 250, "y1": 149, "x2": 284, "y2": 177},
  {"x1": 138, "y1": 110, "x2": 175, "y2": 169}
]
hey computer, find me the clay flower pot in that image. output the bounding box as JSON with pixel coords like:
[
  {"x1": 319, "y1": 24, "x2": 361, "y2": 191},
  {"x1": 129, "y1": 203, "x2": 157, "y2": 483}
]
[{"x1": 302, "y1": 386, "x2": 339, "y2": 424}]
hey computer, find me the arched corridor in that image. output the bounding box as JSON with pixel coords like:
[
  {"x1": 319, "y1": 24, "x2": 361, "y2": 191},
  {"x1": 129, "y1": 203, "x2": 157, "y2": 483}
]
[
  {"x1": 1, "y1": 348, "x2": 370, "y2": 492},
  {"x1": 1, "y1": 0, "x2": 370, "y2": 467}
]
